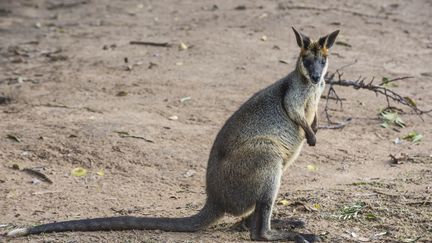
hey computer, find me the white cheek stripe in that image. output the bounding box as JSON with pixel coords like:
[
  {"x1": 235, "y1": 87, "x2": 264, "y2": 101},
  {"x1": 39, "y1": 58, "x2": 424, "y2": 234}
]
[{"x1": 320, "y1": 60, "x2": 329, "y2": 84}]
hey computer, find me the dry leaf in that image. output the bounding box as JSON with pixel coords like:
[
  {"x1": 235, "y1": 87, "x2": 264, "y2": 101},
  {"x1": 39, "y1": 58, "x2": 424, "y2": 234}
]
[
  {"x1": 7, "y1": 134, "x2": 21, "y2": 143},
  {"x1": 116, "y1": 91, "x2": 128, "y2": 97},
  {"x1": 180, "y1": 96, "x2": 191, "y2": 103},
  {"x1": 307, "y1": 164, "x2": 317, "y2": 172},
  {"x1": 278, "y1": 199, "x2": 290, "y2": 206},
  {"x1": 71, "y1": 167, "x2": 87, "y2": 177},
  {"x1": 403, "y1": 131, "x2": 423, "y2": 143},
  {"x1": 179, "y1": 42, "x2": 188, "y2": 50},
  {"x1": 403, "y1": 96, "x2": 416, "y2": 107}
]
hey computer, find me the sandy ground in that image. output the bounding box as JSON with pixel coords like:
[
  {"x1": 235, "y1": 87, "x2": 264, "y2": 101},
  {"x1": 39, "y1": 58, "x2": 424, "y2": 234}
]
[{"x1": 0, "y1": 0, "x2": 431, "y2": 242}]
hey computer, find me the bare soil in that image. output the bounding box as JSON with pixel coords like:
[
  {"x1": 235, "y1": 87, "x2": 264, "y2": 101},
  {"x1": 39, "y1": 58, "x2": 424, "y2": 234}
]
[{"x1": 0, "y1": 0, "x2": 431, "y2": 242}]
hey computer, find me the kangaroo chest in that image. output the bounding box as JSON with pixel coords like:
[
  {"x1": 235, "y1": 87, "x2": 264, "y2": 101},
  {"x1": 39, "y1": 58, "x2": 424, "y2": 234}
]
[{"x1": 305, "y1": 81, "x2": 325, "y2": 124}]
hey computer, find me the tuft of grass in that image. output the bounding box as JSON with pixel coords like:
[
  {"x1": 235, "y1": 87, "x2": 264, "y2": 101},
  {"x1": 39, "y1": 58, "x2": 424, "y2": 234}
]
[
  {"x1": 380, "y1": 111, "x2": 405, "y2": 128},
  {"x1": 337, "y1": 201, "x2": 366, "y2": 220}
]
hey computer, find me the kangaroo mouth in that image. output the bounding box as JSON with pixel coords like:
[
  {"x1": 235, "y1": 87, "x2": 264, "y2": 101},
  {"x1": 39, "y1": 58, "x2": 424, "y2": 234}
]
[{"x1": 310, "y1": 77, "x2": 321, "y2": 84}]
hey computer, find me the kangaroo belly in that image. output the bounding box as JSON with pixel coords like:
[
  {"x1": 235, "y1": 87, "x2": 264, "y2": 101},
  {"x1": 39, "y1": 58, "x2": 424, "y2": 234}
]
[{"x1": 282, "y1": 141, "x2": 304, "y2": 171}]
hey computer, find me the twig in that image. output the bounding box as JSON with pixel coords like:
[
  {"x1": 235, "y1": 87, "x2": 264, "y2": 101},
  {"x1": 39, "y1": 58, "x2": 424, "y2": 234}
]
[
  {"x1": 318, "y1": 118, "x2": 352, "y2": 129},
  {"x1": 32, "y1": 190, "x2": 61, "y2": 195},
  {"x1": 320, "y1": 95, "x2": 346, "y2": 101},
  {"x1": 371, "y1": 189, "x2": 398, "y2": 197},
  {"x1": 47, "y1": 0, "x2": 89, "y2": 10},
  {"x1": 406, "y1": 201, "x2": 432, "y2": 206},
  {"x1": 22, "y1": 168, "x2": 53, "y2": 184},
  {"x1": 33, "y1": 103, "x2": 103, "y2": 113},
  {"x1": 278, "y1": 4, "x2": 390, "y2": 20},
  {"x1": 114, "y1": 131, "x2": 154, "y2": 143},
  {"x1": 326, "y1": 76, "x2": 432, "y2": 116},
  {"x1": 323, "y1": 67, "x2": 432, "y2": 124},
  {"x1": 378, "y1": 76, "x2": 413, "y2": 86},
  {"x1": 129, "y1": 41, "x2": 172, "y2": 47}
]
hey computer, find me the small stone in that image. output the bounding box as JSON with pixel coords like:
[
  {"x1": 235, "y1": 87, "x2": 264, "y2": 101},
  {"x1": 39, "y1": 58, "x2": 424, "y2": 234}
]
[{"x1": 168, "y1": 115, "x2": 178, "y2": 120}]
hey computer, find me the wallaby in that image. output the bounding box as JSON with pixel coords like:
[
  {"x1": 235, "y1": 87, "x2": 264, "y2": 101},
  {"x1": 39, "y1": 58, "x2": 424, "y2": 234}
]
[{"x1": 6, "y1": 27, "x2": 339, "y2": 242}]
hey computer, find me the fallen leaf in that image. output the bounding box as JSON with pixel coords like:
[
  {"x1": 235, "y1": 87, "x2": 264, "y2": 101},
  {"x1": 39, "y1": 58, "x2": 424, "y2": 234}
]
[
  {"x1": 312, "y1": 203, "x2": 321, "y2": 210},
  {"x1": 403, "y1": 131, "x2": 423, "y2": 143},
  {"x1": 278, "y1": 199, "x2": 290, "y2": 206},
  {"x1": 7, "y1": 134, "x2": 21, "y2": 142},
  {"x1": 375, "y1": 232, "x2": 388, "y2": 237},
  {"x1": 307, "y1": 164, "x2": 317, "y2": 172},
  {"x1": 403, "y1": 96, "x2": 416, "y2": 107},
  {"x1": 179, "y1": 42, "x2": 188, "y2": 50},
  {"x1": 180, "y1": 96, "x2": 191, "y2": 103},
  {"x1": 381, "y1": 77, "x2": 398, "y2": 88},
  {"x1": 116, "y1": 91, "x2": 128, "y2": 97},
  {"x1": 335, "y1": 41, "x2": 352, "y2": 47},
  {"x1": 114, "y1": 131, "x2": 154, "y2": 142},
  {"x1": 97, "y1": 170, "x2": 105, "y2": 176},
  {"x1": 365, "y1": 213, "x2": 378, "y2": 220},
  {"x1": 380, "y1": 111, "x2": 405, "y2": 128},
  {"x1": 380, "y1": 122, "x2": 389, "y2": 128},
  {"x1": 401, "y1": 237, "x2": 422, "y2": 243},
  {"x1": 71, "y1": 167, "x2": 87, "y2": 177}
]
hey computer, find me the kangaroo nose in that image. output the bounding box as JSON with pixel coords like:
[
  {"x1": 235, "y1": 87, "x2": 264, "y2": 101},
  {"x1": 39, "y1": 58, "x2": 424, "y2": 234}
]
[{"x1": 311, "y1": 73, "x2": 320, "y2": 83}]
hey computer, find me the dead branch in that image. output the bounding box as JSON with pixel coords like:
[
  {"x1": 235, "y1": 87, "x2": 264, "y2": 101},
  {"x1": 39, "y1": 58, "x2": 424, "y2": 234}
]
[
  {"x1": 323, "y1": 67, "x2": 432, "y2": 124},
  {"x1": 129, "y1": 41, "x2": 172, "y2": 47},
  {"x1": 277, "y1": 4, "x2": 389, "y2": 20},
  {"x1": 33, "y1": 103, "x2": 103, "y2": 113},
  {"x1": 47, "y1": 0, "x2": 89, "y2": 10}
]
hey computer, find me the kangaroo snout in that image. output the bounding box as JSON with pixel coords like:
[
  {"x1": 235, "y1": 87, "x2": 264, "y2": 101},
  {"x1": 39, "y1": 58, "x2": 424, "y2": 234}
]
[{"x1": 310, "y1": 73, "x2": 321, "y2": 83}]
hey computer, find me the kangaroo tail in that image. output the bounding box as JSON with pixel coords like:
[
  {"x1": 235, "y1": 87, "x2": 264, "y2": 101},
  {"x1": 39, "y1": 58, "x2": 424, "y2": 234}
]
[{"x1": 7, "y1": 201, "x2": 223, "y2": 237}]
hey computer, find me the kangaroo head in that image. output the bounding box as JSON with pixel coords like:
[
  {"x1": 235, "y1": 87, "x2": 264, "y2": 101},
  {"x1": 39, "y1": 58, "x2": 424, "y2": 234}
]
[{"x1": 292, "y1": 27, "x2": 339, "y2": 84}]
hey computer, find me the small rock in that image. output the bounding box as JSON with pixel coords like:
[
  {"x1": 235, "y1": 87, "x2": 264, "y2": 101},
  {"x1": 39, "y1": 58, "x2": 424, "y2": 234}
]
[
  {"x1": 32, "y1": 178, "x2": 42, "y2": 185},
  {"x1": 183, "y1": 169, "x2": 196, "y2": 178},
  {"x1": 168, "y1": 115, "x2": 178, "y2": 120}
]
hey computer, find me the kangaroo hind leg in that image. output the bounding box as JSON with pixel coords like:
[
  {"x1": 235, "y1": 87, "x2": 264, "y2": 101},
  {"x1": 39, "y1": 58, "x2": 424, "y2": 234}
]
[{"x1": 248, "y1": 168, "x2": 319, "y2": 242}]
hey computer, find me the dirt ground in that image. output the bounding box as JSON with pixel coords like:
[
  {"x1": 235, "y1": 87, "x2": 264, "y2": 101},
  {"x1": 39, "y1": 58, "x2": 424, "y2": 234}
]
[{"x1": 0, "y1": 0, "x2": 431, "y2": 242}]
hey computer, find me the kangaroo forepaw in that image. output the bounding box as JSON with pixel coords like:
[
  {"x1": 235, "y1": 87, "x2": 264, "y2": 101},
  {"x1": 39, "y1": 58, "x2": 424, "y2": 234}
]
[{"x1": 306, "y1": 135, "x2": 316, "y2": 146}]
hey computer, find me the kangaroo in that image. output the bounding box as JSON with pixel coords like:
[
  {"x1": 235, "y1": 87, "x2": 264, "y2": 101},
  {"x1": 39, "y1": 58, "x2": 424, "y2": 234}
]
[{"x1": 6, "y1": 27, "x2": 339, "y2": 242}]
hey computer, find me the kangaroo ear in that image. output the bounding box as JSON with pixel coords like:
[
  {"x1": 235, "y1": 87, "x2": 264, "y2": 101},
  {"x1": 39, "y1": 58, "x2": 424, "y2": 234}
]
[
  {"x1": 292, "y1": 27, "x2": 311, "y2": 49},
  {"x1": 318, "y1": 30, "x2": 340, "y2": 49}
]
